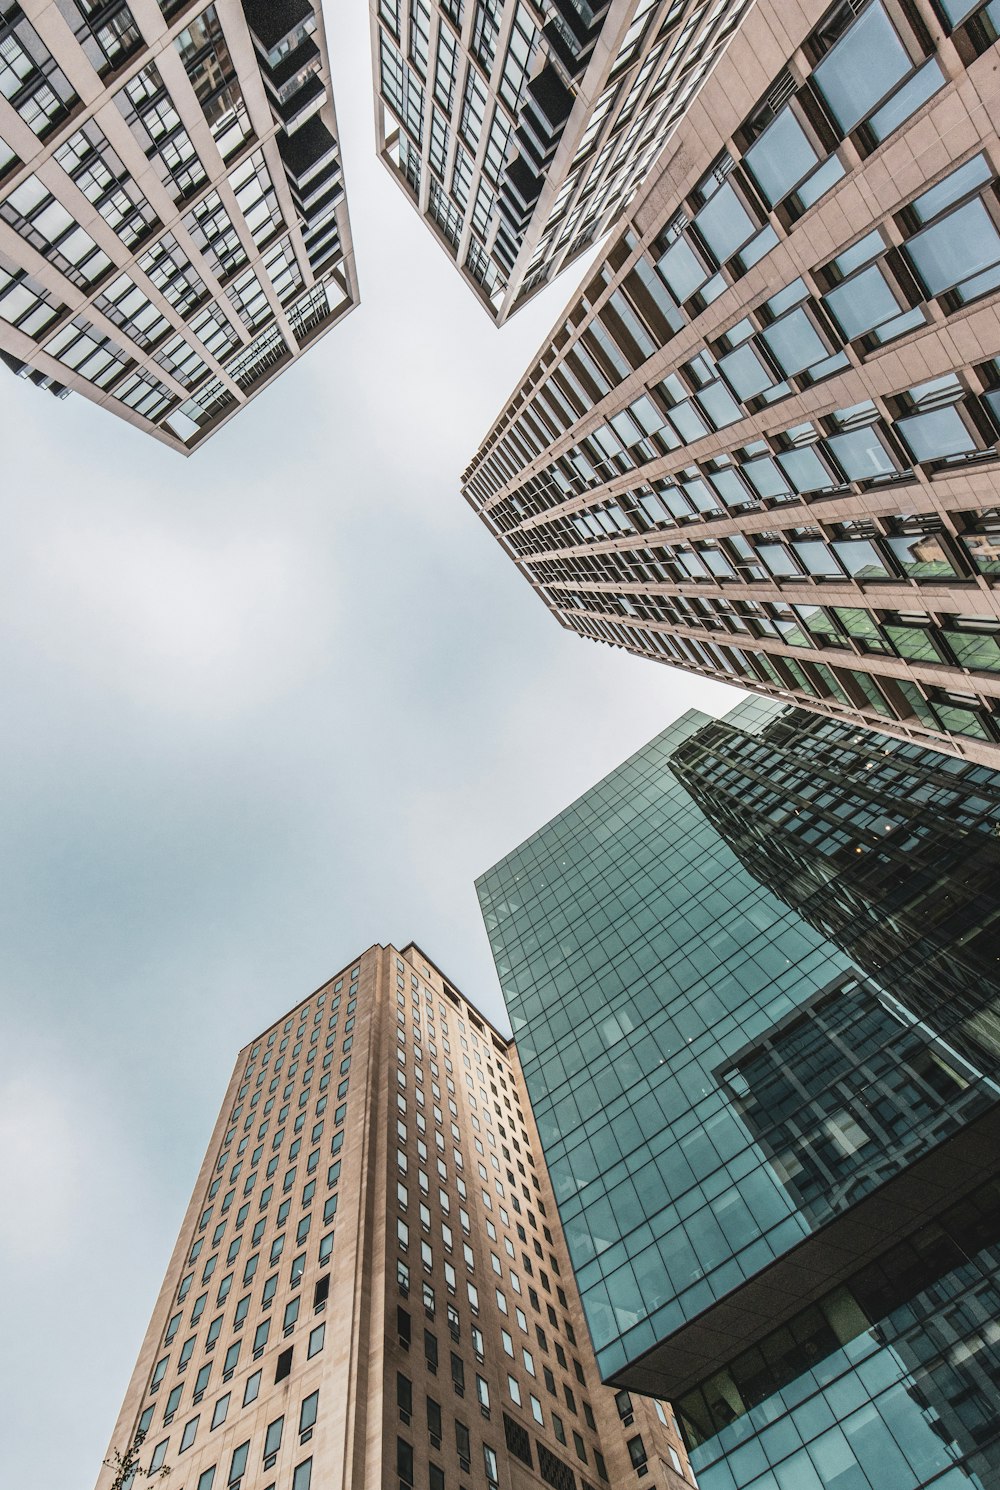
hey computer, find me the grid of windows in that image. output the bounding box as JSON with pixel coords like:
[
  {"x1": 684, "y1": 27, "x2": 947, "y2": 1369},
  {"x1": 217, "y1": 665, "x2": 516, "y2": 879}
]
[
  {"x1": 0, "y1": 0, "x2": 356, "y2": 449},
  {"x1": 97, "y1": 947, "x2": 691, "y2": 1490},
  {"x1": 464, "y1": 0, "x2": 1000, "y2": 761},
  {"x1": 373, "y1": 0, "x2": 756, "y2": 322},
  {"x1": 477, "y1": 694, "x2": 1000, "y2": 1490}
]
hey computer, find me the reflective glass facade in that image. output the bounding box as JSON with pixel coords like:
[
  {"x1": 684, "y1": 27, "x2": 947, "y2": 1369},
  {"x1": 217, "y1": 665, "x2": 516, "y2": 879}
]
[
  {"x1": 477, "y1": 699, "x2": 1000, "y2": 1488},
  {"x1": 463, "y1": 0, "x2": 1000, "y2": 762},
  {"x1": 670, "y1": 707, "x2": 1000, "y2": 1074}
]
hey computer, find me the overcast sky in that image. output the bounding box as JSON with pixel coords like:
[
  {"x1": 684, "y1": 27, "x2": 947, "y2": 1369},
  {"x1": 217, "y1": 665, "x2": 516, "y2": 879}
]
[{"x1": 0, "y1": 7, "x2": 740, "y2": 1487}]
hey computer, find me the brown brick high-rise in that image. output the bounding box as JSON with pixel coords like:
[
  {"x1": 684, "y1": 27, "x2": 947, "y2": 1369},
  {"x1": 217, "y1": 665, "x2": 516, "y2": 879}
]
[{"x1": 95, "y1": 943, "x2": 692, "y2": 1490}]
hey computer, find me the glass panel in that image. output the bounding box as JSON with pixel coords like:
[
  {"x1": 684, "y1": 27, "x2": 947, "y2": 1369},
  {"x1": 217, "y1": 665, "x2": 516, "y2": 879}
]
[
  {"x1": 657, "y1": 237, "x2": 705, "y2": 301},
  {"x1": 791, "y1": 541, "x2": 842, "y2": 577},
  {"x1": 709, "y1": 469, "x2": 752, "y2": 508},
  {"x1": 934, "y1": 703, "x2": 990, "y2": 738},
  {"x1": 743, "y1": 458, "x2": 792, "y2": 499},
  {"x1": 796, "y1": 154, "x2": 846, "y2": 209},
  {"x1": 743, "y1": 108, "x2": 819, "y2": 205},
  {"x1": 812, "y1": 3, "x2": 912, "y2": 132},
  {"x1": 961, "y1": 531, "x2": 1000, "y2": 574},
  {"x1": 698, "y1": 381, "x2": 743, "y2": 428},
  {"x1": 740, "y1": 226, "x2": 779, "y2": 269},
  {"x1": 833, "y1": 608, "x2": 888, "y2": 649},
  {"x1": 693, "y1": 183, "x2": 756, "y2": 262},
  {"x1": 824, "y1": 265, "x2": 901, "y2": 338},
  {"x1": 670, "y1": 402, "x2": 709, "y2": 443},
  {"x1": 826, "y1": 428, "x2": 897, "y2": 480},
  {"x1": 884, "y1": 532, "x2": 957, "y2": 577},
  {"x1": 778, "y1": 447, "x2": 834, "y2": 493},
  {"x1": 718, "y1": 343, "x2": 775, "y2": 400},
  {"x1": 884, "y1": 624, "x2": 941, "y2": 662},
  {"x1": 761, "y1": 310, "x2": 828, "y2": 376},
  {"x1": 911, "y1": 155, "x2": 991, "y2": 222},
  {"x1": 906, "y1": 199, "x2": 1000, "y2": 295},
  {"x1": 868, "y1": 58, "x2": 944, "y2": 141},
  {"x1": 830, "y1": 539, "x2": 889, "y2": 578},
  {"x1": 946, "y1": 629, "x2": 1000, "y2": 671},
  {"x1": 896, "y1": 406, "x2": 977, "y2": 461}
]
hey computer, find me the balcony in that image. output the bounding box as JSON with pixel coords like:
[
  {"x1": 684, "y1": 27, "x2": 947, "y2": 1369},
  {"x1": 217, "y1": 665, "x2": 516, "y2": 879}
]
[{"x1": 242, "y1": 0, "x2": 317, "y2": 69}]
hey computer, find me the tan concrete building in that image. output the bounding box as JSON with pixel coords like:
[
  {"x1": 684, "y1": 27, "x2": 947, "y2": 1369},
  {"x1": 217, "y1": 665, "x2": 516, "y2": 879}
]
[
  {"x1": 463, "y1": 0, "x2": 1000, "y2": 763},
  {"x1": 95, "y1": 942, "x2": 692, "y2": 1490},
  {"x1": 0, "y1": 0, "x2": 357, "y2": 452},
  {"x1": 369, "y1": 0, "x2": 755, "y2": 323}
]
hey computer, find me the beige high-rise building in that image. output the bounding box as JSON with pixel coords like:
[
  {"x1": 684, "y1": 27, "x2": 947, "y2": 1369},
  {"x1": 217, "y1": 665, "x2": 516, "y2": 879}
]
[
  {"x1": 369, "y1": 0, "x2": 755, "y2": 324},
  {"x1": 96, "y1": 942, "x2": 692, "y2": 1490},
  {"x1": 0, "y1": 0, "x2": 357, "y2": 452},
  {"x1": 463, "y1": 0, "x2": 1000, "y2": 764}
]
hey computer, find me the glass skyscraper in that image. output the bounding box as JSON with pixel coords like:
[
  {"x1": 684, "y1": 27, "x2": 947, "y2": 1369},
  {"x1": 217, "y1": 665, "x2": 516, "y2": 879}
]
[{"x1": 477, "y1": 700, "x2": 1000, "y2": 1489}]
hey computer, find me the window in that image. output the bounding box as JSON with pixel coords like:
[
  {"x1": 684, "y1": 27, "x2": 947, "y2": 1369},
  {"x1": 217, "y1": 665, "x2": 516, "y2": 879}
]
[
  {"x1": 904, "y1": 156, "x2": 1000, "y2": 304},
  {"x1": 397, "y1": 1371, "x2": 413, "y2": 1422},
  {"x1": 811, "y1": 2, "x2": 913, "y2": 133},
  {"x1": 263, "y1": 1417, "x2": 284, "y2": 1468},
  {"x1": 175, "y1": 5, "x2": 250, "y2": 159},
  {"x1": 300, "y1": 1390, "x2": 319, "y2": 1440},
  {"x1": 228, "y1": 1440, "x2": 249, "y2": 1486},
  {"x1": 627, "y1": 1435, "x2": 647, "y2": 1472}
]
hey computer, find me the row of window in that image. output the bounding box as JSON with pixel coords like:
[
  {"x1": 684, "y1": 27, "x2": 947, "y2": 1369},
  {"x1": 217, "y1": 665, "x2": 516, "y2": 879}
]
[
  {"x1": 137, "y1": 1373, "x2": 319, "y2": 1480},
  {"x1": 582, "y1": 606, "x2": 1000, "y2": 744},
  {"x1": 468, "y1": 0, "x2": 998, "y2": 505}
]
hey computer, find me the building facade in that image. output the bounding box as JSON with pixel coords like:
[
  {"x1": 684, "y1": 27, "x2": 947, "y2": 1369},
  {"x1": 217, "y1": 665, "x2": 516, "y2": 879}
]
[
  {"x1": 95, "y1": 942, "x2": 691, "y2": 1490},
  {"x1": 477, "y1": 700, "x2": 1000, "y2": 1488},
  {"x1": 369, "y1": 0, "x2": 754, "y2": 323},
  {"x1": 463, "y1": 0, "x2": 1000, "y2": 762},
  {"x1": 0, "y1": 0, "x2": 357, "y2": 452},
  {"x1": 669, "y1": 703, "x2": 1000, "y2": 1073}
]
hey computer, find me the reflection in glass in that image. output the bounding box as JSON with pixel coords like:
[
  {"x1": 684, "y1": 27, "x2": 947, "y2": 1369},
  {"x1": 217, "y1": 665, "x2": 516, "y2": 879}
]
[{"x1": 896, "y1": 406, "x2": 977, "y2": 462}]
